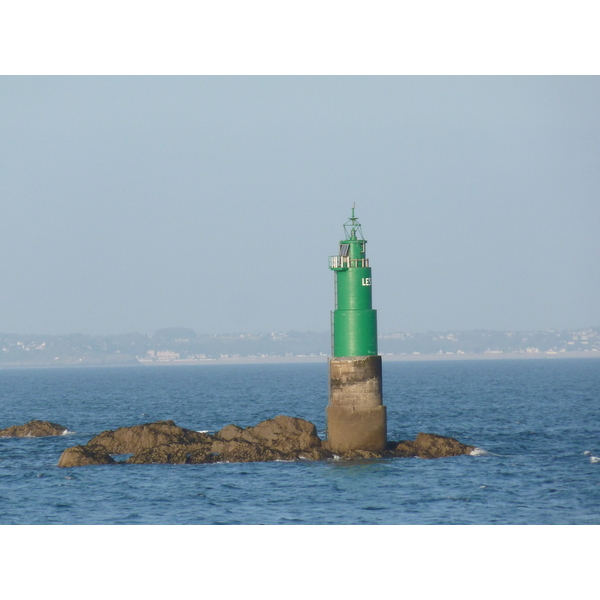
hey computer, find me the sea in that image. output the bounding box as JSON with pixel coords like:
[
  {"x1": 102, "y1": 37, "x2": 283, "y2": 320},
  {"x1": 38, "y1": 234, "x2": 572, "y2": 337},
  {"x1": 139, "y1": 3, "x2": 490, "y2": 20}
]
[{"x1": 1, "y1": 358, "x2": 599, "y2": 525}]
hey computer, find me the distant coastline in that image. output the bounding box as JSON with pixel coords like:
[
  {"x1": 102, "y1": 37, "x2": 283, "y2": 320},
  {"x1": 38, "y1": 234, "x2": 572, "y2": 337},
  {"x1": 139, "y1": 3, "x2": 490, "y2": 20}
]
[
  {"x1": 2, "y1": 350, "x2": 599, "y2": 369},
  {"x1": 138, "y1": 350, "x2": 600, "y2": 366},
  {"x1": 2, "y1": 326, "x2": 599, "y2": 369}
]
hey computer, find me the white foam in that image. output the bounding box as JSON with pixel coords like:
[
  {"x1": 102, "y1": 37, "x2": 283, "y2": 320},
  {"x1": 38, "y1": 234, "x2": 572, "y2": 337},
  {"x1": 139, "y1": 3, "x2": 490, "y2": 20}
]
[
  {"x1": 197, "y1": 430, "x2": 212, "y2": 433},
  {"x1": 583, "y1": 450, "x2": 591, "y2": 455},
  {"x1": 61, "y1": 429, "x2": 76, "y2": 435},
  {"x1": 590, "y1": 456, "x2": 600, "y2": 464},
  {"x1": 470, "y1": 447, "x2": 488, "y2": 456}
]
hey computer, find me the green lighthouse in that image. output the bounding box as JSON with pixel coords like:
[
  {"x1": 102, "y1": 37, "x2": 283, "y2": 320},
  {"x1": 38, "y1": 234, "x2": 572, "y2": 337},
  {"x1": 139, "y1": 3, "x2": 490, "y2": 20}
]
[
  {"x1": 329, "y1": 205, "x2": 377, "y2": 357},
  {"x1": 327, "y1": 206, "x2": 387, "y2": 453}
]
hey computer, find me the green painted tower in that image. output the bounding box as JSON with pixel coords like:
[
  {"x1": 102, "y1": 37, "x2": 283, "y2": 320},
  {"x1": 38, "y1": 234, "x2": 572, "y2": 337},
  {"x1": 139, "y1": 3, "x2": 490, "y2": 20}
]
[
  {"x1": 326, "y1": 206, "x2": 387, "y2": 453},
  {"x1": 329, "y1": 205, "x2": 377, "y2": 357}
]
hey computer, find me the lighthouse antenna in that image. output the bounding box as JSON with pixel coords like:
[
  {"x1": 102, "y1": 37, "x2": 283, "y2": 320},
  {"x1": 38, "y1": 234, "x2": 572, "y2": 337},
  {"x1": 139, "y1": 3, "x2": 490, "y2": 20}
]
[{"x1": 343, "y1": 203, "x2": 364, "y2": 240}]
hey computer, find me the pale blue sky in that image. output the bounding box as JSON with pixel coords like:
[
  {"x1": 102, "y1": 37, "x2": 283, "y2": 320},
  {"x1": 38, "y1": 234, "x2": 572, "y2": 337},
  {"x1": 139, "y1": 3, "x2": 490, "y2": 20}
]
[{"x1": 1, "y1": 76, "x2": 598, "y2": 334}]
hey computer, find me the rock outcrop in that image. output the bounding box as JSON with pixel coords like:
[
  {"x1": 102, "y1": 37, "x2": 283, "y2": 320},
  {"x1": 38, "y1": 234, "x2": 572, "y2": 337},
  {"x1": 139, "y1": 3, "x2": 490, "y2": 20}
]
[
  {"x1": 239, "y1": 415, "x2": 322, "y2": 453},
  {"x1": 57, "y1": 444, "x2": 116, "y2": 467},
  {"x1": 210, "y1": 415, "x2": 330, "y2": 462},
  {"x1": 0, "y1": 420, "x2": 69, "y2": 438},
  {"x1": 87, "y1": 420, "x2": 212, "y2": 454},
  {"x1": 392, "y1": 432, "x2": 475, "y2": 459},
  {"x1": 57, "y1": 417, "x2": 475, "y2": 467}
]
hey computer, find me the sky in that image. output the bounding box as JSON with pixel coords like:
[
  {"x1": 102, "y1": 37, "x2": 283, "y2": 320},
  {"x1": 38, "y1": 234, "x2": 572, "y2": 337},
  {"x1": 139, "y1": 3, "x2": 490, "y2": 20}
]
[{"x1": 1, "y1": 76, "x2": 599, "y2": 335}]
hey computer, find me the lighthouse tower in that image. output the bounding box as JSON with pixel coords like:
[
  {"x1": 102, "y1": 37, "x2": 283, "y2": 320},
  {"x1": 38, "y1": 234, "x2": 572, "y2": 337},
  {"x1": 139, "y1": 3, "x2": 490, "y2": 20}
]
[{"x1": 327, "y1": 206, "x2": 387, "y2": 453}]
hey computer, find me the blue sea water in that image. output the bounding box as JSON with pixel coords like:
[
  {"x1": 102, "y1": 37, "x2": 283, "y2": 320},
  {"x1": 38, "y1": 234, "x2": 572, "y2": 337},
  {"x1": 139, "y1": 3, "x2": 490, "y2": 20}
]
[{"x1": 1, "y1": 358, "x2": 599, "y2": 525}]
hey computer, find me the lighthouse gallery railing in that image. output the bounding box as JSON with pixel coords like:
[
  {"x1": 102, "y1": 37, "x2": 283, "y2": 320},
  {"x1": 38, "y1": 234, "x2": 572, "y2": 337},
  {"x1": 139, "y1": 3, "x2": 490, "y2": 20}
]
[{"x1": 329, "y1": 256, "x2": 369, "y2": 269}]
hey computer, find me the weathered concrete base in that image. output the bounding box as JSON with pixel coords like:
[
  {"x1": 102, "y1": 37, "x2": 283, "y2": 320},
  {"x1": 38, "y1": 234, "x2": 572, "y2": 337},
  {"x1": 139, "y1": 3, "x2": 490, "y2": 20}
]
[
  {"x1": 326, "y1": 405, "x2": 387, "y2": 453},
  {"x1": 327, "y1": 355, "x2": 387, "y2": 453},
  {"x1": 329, "y1": 355, "x2": 383, "y2": 409}
]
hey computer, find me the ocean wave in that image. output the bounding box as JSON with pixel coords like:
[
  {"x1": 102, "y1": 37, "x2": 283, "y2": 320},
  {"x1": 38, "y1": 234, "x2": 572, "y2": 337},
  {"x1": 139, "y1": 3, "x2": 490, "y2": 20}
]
[
  {"x1": 470, "y1": 448, "x2": 488, "y2": 456},
  {"x1": 61, "y1": 429, "x2": 76, "y2": 435},
  {"x1": 590, "y1": 456, "x2": 600, "y2": 464},
  {"x1": 583, "y1": 450, "x2": 591, "y2": 455}
]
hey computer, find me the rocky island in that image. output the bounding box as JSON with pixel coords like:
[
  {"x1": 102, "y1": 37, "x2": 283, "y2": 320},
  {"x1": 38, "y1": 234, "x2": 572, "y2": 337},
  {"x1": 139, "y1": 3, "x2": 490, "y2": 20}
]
[{"x1": 56, "y1": 416, "x2": 476, "y2": 467}]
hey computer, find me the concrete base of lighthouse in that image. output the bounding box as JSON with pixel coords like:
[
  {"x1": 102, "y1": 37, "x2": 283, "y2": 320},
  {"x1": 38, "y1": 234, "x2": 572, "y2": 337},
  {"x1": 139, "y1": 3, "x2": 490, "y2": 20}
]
[{"x1": 327, "y1": 355, "x2": 387, "y2": 453}]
